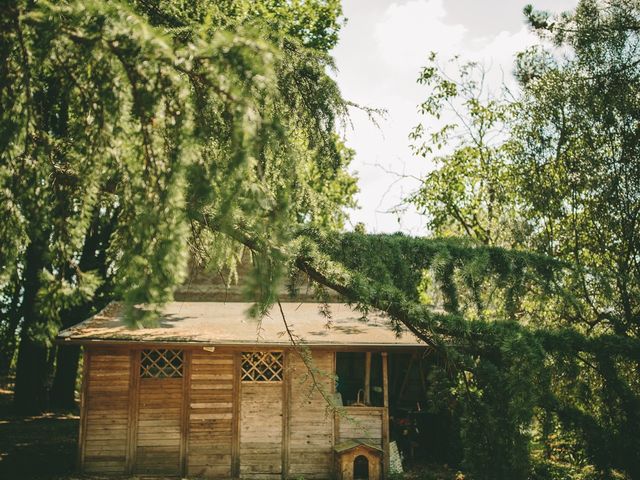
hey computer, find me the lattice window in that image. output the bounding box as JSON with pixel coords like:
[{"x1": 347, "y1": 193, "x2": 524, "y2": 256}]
[
  {"x1": 241, "y1": 352, "x2": 283, "y2": 382},
  {"x1": 140, "y1": 349, "x2": 183, "y2": 378}
]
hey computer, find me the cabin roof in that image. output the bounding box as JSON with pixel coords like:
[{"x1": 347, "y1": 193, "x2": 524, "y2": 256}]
[{"x1": 57, "y1": 302, "x2": 424, "y2": 348}]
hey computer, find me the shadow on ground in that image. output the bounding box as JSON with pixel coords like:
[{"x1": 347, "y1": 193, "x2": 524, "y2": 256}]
[{"x1": 0, "y1": 384, "x2": 79, "y2": 479}]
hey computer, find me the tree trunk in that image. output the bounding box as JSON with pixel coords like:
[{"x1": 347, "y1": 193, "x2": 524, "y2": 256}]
[
  {"x1": 13, "y1": 241, "x2": 49, "y2": 414},
  {"x1": 0, "y1": 276, "x2": 23, "y2": 377},
  {"x1": 49, "y1": 208, "x2": 117, "y2": 410},
  {"x1": 13, "y1": 336, "x2": 49, "y2": 414},
  {"x1": 49, "y1": 345, "x2": 81, "y2": 410}
]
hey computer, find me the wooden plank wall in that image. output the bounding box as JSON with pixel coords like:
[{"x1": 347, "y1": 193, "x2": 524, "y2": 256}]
[
  {"x1": 134, "y1": 377, "x2": 183, "y2": 474},
  {"x1": 240, "y1": 382, "x2": 283, "y2": 479},
  {"x1": 337, "y1": 407, "x2": 384, "y2": 447},
  {"x1": 287, "y1": 351, "x2": 334, "y2": 479},
  {"x1": 188, "y1": 350, "x2": 234, "y2": 478},
  {"x1": 80, "y1": 346, "x2": 387, "y2": 479},
  {"x1": 81, "y1": 348, "x2": 130, "y2": 474}
]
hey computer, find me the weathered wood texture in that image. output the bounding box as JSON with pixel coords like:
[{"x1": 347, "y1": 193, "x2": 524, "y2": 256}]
[
  {"x1": 287, "y1": 351, "x2": 335, "y2": 479},
  {"x1": 134, "y1": 377, "x2": 183, "y2": 475},
  {"x1": 381, "y1": 352, "x2": 390, "y2": 478},
  {"x1": 240, "y1": 382, "x2": 283, "y2": 479},
  {"x1": 187, "y1": 350, "x2": 234, "y2": 478},
  {"x1": 336, "y1": 446, "x2": 382, "y2": 480},
  {"x1": 125, "y1": 350, "x2": 140, "y2": 473},
  {"x1": 79, "y1": 345, "x2": 390, "y2": 479},
  {"x1": 82, "y1": 348, "x2": 130, "y2": 474},
  {"x1": 337, "y1": 407, "x2": 384, "y2": 447}
]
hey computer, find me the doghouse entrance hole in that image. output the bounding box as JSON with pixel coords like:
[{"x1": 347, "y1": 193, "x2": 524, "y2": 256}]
[{"x1": 354, "y1": 455, "x2": 369, "y2": 479}]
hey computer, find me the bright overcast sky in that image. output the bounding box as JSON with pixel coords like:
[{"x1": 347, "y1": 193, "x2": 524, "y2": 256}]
[{"x1": 332, "y1": 0, "x2": 578, "y2": 234}]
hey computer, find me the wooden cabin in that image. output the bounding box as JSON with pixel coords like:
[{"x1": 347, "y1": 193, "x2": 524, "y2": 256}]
[{"x1": 57, "y1": 301, "x2": 425, "y2": 479}]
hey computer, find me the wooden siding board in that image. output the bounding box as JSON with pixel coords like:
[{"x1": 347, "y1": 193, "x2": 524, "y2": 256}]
[
  {"x1": 187, "y1": 350, "x2": 234, "y2": 479},
  {"x1": 81, "y1": 344, "x2": 392, "y2": 480},
  {"x1": 337, "y1": 407, "x2": 384, "y2": 448},
  {"x1": 232, "y1": 352, "x2": 241, "y2": 477},
  {"x1": 77, "y1": 348, "x2": 89, "y2": 471},
  {"x1": 126, "y1": 350, "x2": 139, "y2": 473},
  {"x1": 287, "y1": 351, "x2": 334, "y2": 479},
  {"x1": 134, "y1": 377, "x2": 183, "y2": 475},
  {"x1": 382, "y1": 352, "x2": 390, "y2": 478},
  {"x1": 240, "y1": 382, "x2": 282, "y2": 478},
  {"x1": 180, "y1": 350, "x2": 193, "y2": 476},
  {"x1": 82, "y1": 348, "x2": 130, "y2": 474}
]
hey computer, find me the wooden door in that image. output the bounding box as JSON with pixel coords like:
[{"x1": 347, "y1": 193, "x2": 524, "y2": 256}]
[
  {"x1": 239, "y1": 351, "x2": 284, "y2": 479},
  {"x1": 134, "y1": 349, "x2": 185, "y2": 475},
  {"x1": 187, "y1": 350, "x2": 235, "y2": 478}
]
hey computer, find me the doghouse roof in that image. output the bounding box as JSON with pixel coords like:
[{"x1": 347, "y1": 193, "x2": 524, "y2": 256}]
[
  {"x1": 57, "y1": 302, "x2": 425, "y2": 348},
  {"x1": 334, "y1": 440, "x2": 383, "y2": 454}
]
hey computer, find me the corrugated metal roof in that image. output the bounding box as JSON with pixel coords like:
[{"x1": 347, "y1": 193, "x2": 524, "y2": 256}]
[{"x1": 57, "y1": 302, "x2": 424, "y2": 347}]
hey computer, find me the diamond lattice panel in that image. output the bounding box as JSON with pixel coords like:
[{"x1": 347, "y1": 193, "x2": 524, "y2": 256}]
[
  {"x1": 140, "y1": 349, "x2": 184, "y2": 378},
  {"x1": 241, "y1": 351, "x2": 283, "y2": 382}
]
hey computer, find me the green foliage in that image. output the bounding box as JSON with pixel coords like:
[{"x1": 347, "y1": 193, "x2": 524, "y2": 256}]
[
  {"x1": 2, "y1": 3, "x2": 638, "y2": 479},
  {"x1": 409, "y1": 57, "x2": 525, "y2": 248},
  {"x1": 269, "y1": 229, "x2": 639, "y2": 480},
  {"x1": 406, "y1": 1, "x2": 640, "y2": 478},
  {"x1": 0, "y1": 0, "x2": 354, "y2": 326},
  {"x1": 320, "y1": 232, "x2": 562, "y2": 323},
  {"x1": 0, "y1": 0, "x2": 355, "y2": 411}
]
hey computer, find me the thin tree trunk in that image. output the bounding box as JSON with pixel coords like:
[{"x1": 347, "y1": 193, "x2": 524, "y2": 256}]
[
  {"x1": 0, "y1": 276, "x2": 23, "y2": 377},
  {"x1": 49, "y1": 345, "x2": 81, "y2": 410},
  {"x1": 49, "y1": 207, "x2": 117, "y2": 410},
  {"x1": 49, "y1": 303, "x2": 98, "y2": 410},
  {"x1": 49, "y1": 303, "x2": 89, "y2": 410}
]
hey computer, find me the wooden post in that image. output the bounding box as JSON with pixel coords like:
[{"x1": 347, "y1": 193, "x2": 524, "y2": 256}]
[
  {"x1": 331, "y1": 351, "x2": 338, "y2": 476},
  {"x1": 419, "y1": 355, "x2": 428, "y2": 399},
  {"x1": 398, "y1": 354, "x2": 414, "y2": 404},
  {"x1": 364, "y1": 352, "x2": 371, "y2": 405},
  {"x1": 282, "y1": 351, "x2": 290, "y2": 479},
  {"x1": 77, "y1": 347, "x2": 89, "y2": 472},
  {"x1": 232, "y1": 352, "x2": 241, "y2": 478},
  {"x1": 125, "y1": 349, "x2": 140, "y2": 474},
  {"x1": 179, "y1": 350, "x2": 192, "y2": 476},
  {"x1": 381, "y1": 352, "x2": 390, "y2": 479}
]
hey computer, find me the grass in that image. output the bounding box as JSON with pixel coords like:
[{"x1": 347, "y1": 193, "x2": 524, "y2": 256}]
[{"x1": 392, "y1": 464, "x2": 463, "y2": 480}]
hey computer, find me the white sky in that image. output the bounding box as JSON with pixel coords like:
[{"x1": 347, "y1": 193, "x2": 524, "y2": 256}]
[{"x1": 332, "y1": 0, "x2": 578, "y2": 234}]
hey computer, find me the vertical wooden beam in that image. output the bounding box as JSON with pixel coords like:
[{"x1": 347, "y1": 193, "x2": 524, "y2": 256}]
[
  {"x1": 398, "y1": 354, "x2": 414, "y2": 404},
  {"x1": 282, "y1": 351, "x2": 290, "y2": 479},
  {"x1": 180, "y1": 350, "x2": 192, "y2": 476},
  {"x1": 419, "y1": 355, "x2": 428, "y2": 399},
  {"x1": 77, "y1": 347, "x2": 89, "y2": 473},
  {"x1": 381, "y1": 352, "x2": 390, "y2": 479},
  {"x1": 231, "y1": 352, "x2": 241, "y2": 478},
  {"x1": 331, "y1": 351, "x2": 337, "y2": 447},
  {"x1": 125, "y1": 349, "x2": 140, "y2": 474},
  {"x1": 364, "y1": 352, "x2": 372, "y2": 405},
  {"x1": 332, "y1": 351, "x2": 339, "y2": 478}
]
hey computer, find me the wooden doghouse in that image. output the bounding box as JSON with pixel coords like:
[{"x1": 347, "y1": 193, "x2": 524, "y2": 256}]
[
  {"x1": 335, "y1": 440, "x2": 383, "y2": 480},
  {"x1": 57, "y1": 301, "x2": 426, "y2": 479}
]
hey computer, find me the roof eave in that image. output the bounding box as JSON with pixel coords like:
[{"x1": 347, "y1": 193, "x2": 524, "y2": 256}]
[{"x1": 55, "y1": 336, "x2": 426, "y2": 351}]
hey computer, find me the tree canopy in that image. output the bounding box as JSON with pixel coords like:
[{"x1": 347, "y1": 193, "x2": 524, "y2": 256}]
[
  {"x1": 1, "y1": 1, "x2": 640, "y2": 479},
  {"x1": 405, "y1": 0, "x2": 640, "y2": 477},
  {"x1": 1, "y1": 0, "x2": 355, "y2": 411}
]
